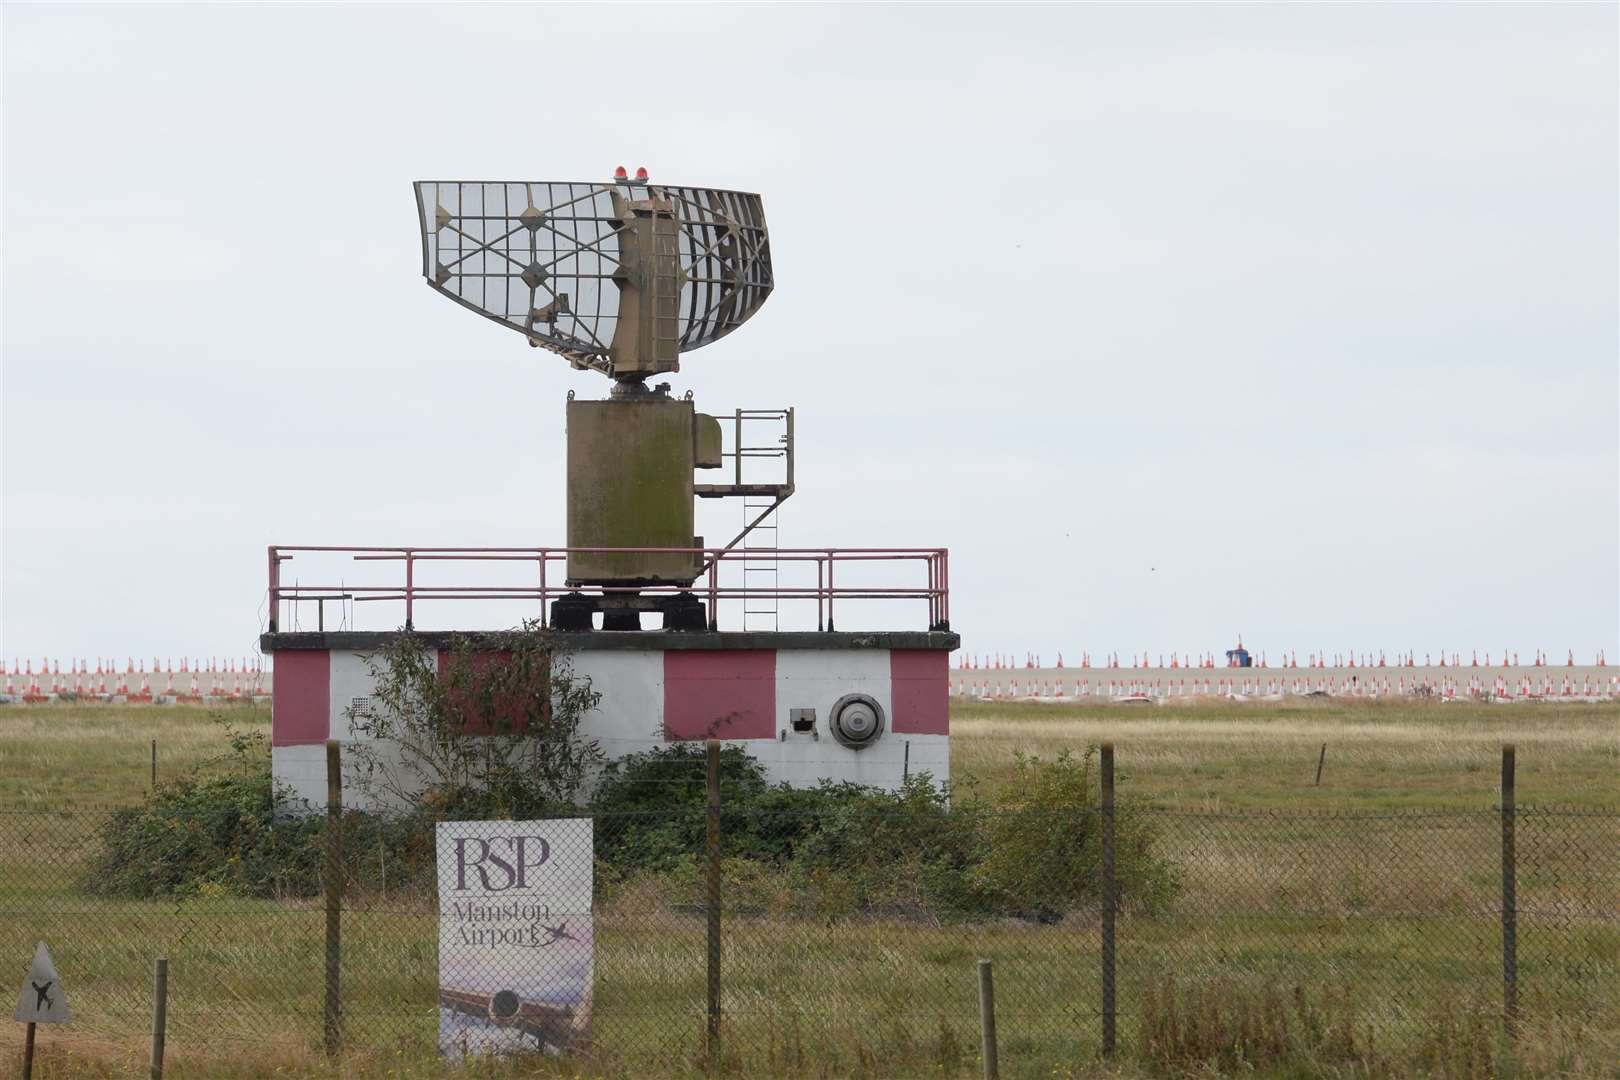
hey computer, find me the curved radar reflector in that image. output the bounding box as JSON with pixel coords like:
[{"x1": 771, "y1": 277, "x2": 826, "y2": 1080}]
[{"x1": 414, "y1": 180, "x2": 773, "y2": 378}]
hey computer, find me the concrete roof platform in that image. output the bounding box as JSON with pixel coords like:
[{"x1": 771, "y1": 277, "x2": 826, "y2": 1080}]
[{"x1": 261, "y1": 630, "x2": 961, "y2": 653}]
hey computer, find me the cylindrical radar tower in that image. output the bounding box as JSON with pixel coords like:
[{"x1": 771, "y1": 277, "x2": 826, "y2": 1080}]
[{"x1": 413, "y1": 172, "x2": 776, "y2": 628}]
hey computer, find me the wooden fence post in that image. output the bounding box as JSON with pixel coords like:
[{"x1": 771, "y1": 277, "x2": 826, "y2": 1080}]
[
  {"x1": 149, "y1": 957, "x2": 168, "y2": 1080},
  {"x1": 1501, "y1": 743, "x2": 1517, "y2": 1040},
  {"x1": 1101, "y1": 742, "x2": 1116, "y2": 1057},
  {"x1": 324, "y1": 739, "x2": 343, "y2": 1056},
  {"x1": 977, "y1": 958, "x2": 999, "y2": 1080},
  {"x1": 1314, "y1": 742, "x2": 1326, "y2": 786},
  {"x1": 705, "y1": 738, "x2": 722, "y2": 1065}
]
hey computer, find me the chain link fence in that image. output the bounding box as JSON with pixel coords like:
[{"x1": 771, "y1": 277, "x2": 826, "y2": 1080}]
[{"x1": 3, "y1": 748, "x2": 1616, "y2": 1075}]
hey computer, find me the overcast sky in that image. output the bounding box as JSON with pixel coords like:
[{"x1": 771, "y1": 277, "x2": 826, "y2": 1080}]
[{"x1": 3, "y1": 3, "x2": 1616, "y2": 666}]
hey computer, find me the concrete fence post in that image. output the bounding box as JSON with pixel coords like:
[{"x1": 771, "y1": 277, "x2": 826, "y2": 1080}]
[
  {"x1": 1501, "y1": 744, "x2": 1518, "y2": 1040},
  {"x1": 149, "y1": 957, "x2": 168, "y2": 1080},
  {"x1": 324, "y1": 739, "x2": 343, "y2": 1056},
  {"x1": 977, "y1": 958, "x2": 999, "y2": 1080},
  {"x1": 705, "y1": 738, "x2": 722, "y2": 1065},
  {"x1": 1101, "y1": 743, "x2": 1116, "y2": 1057}
]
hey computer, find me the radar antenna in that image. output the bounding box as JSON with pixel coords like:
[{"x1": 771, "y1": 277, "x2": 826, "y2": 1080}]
[
  {"x1": 412, "y1": 169, "x2": 786, "y2": 630},
  {"x1": 414, "y1": 175, "x2": 773, "y2": 389}
]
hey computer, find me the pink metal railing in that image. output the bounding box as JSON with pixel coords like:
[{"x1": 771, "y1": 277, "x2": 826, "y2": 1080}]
[{"x1": 267, "y1": 546, "x2": 948, "y2": 634}]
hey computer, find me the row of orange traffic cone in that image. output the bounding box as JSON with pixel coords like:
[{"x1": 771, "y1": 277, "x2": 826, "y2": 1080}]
[
  {"x1": 952, "y1": 672, "x2": 1620, "y2": 700},
  {"x1": 3, "y1": 667, "x2": 268, "y2": 704},
  {"x1": 5, "y1": 657, "x2": 265, "y2": 677}
]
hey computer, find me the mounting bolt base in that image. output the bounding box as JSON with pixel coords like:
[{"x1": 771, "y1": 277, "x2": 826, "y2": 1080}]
[
  {"x1": 662, "y1": 595, "x2": 708, "y2": 632},
  {"x1": 550, "y1": 594, "x2": 594, "y2": 632},
  {"x1": 602, "y1": 609, "x2": 642, "y2": 632}
]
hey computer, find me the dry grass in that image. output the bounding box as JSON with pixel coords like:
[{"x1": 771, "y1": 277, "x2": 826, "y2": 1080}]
[
  {"x1": 0, "y1": 702, "x2": 269, "y2": 808},
  {"x1": 951, "y1": 697, "x2": 1620, "y2": 809},
  {"x1": 3, "y1": 697, "x2": 1617, "y2": 1079}
]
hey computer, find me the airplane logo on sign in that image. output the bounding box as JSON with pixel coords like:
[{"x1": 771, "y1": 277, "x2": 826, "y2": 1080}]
[{"x1": 13, "y1": 942, "x2": 71, "y2": 1024}]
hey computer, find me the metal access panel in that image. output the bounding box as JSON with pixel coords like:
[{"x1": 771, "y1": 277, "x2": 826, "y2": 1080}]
[{"x1": 566, "y1": 397, "x2": 698, "y2": 585}]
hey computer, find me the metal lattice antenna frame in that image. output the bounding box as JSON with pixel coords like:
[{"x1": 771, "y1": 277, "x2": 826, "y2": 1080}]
[{"x1": 414, "y1": 181, "x2": 773, "y2": 377}]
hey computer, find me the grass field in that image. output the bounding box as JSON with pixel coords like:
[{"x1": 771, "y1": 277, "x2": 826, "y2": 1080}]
[
  {"x1": 9, "y1": 697, "x2": 1617, "y2": 810},
  {"x1": 3, "y1": 698, "x2": 1617, "y2": 1079},
  {"x1": 952, "y1": 697, "x2": 1620, "y2": 809}
]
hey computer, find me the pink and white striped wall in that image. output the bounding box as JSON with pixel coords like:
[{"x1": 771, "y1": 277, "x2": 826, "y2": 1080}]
[{"x1": 269, "y1": 640, "x2": 951, "y2": 809}]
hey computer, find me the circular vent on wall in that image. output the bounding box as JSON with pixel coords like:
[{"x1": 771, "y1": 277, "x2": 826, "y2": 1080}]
[{"x1": 829, "y1": 693, "x2": 885, "y2": 750}]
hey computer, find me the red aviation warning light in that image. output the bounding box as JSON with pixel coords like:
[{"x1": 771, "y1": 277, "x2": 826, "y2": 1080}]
[{"x1": 613, "y1": 165, "x2": 628, "y2": 179}]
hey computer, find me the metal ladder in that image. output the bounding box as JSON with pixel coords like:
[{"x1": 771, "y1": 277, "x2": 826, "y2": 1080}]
[
  {"x1": 741, "y1": 496, "x2": 780, "y2": 631},
  {"x1": 696, "y1": 408, "x2": 794, "y2": 631}
]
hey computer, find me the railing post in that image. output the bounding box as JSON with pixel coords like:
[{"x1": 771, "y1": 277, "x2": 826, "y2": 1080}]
[
  {"x1": 707, "y1": 558, "x2": 719, "y2": 632},
  {"x1": 825, "y1": 552, "x2": 835, "y2": 632},
  {"x1": 934, "y1": 551, "x2": 945, "y2": 630},
  {"x1": 784, "y1": 407, "x2": 795, "y2": 490},
  {"x1": 1501, "y1": 743, "x2": 1517, "y2": 1040},
  {"x1": 816, "y1": 558, "x2": 824, "y2": 632},
  {"x1": 935, "y1": 552, "x2": 943, "y2": 629},
  {"x1": 324, "y1": 740, "x2": 343, "y2": 1056},
  {"x1": 1101, "y1": 742, "x2": 1116, "y2": 1057},
  {"x1": 403, "y1": 552, "x2": 414, "y2": 631},
  {"x1": 267, "y1": 547, "x2": 279, "y2": 633},
  {"x1": 538, "y1": 553, "x2": 548, "y2": 628},
  {"x1": 937, "y1": 552, "x2": 945, "y2": 629},
  {"x1": 927, "y1": 553, "x2": 937, "y2": 629},
  {"x1": 705, "y1": 739, "x2": 722, "y2": 1064}
]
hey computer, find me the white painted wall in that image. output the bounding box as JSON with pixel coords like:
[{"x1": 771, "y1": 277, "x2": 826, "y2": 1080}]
[
  {"x1": 270, "y1": 744, "x2": 328, "y2": 810},
  {"x1": 273, "y1": 646, "x2": 948, "y2": 813},
  {"x1": 758, "y1": 649, "x2": 946, "y2": 788},
  {"x1": 569, "y1": 651, "x2": 665, "y2": 761}
]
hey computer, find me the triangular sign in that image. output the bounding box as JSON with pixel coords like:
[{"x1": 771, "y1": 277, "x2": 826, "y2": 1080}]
[{"x1": 14, "y1": 942, "x2": 70, "y2": 1024}]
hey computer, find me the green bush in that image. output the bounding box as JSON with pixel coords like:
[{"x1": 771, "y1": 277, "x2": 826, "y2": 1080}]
[
  {"x1": 971, "y1": 750, "x2": 1180, "y2": 915},
  {"x1": 592, "y1": 743, "x2": 1180, "y2": 920},
  {"x1": 88, "y1": 708, "x2": 1181, "y2": 921},
  {"x1": 88, "y1": 769, "x2": 325, "y2": 898},
  {"x1": 779, "y1": 774, "x2": 981, "y2": 915}
]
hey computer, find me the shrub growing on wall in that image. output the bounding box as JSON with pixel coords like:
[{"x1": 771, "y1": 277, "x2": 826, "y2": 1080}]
[{"x1": 345, "y1": 621, "x2": 603, "y2": 818}]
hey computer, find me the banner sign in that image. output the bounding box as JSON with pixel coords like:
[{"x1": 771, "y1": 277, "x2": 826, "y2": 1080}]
[{"x1": 436, "y1": 819, "x2": 593, "y2": 1059}]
